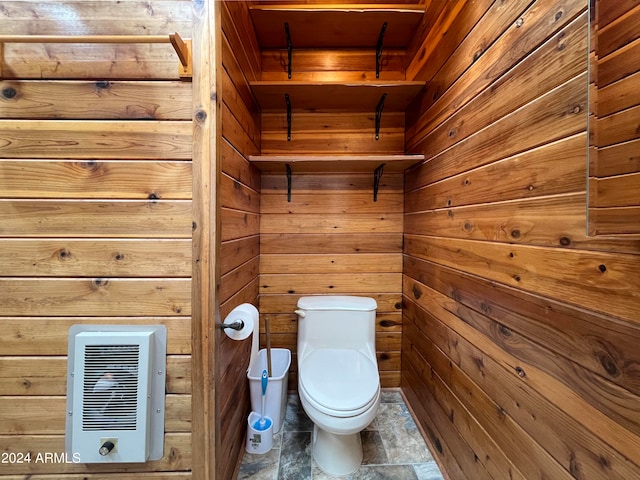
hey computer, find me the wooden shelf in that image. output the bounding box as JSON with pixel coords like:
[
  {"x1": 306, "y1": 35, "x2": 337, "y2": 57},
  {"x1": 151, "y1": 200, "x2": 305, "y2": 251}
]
[
  {"x1": 248, "y1": 154, "x2": 425, "y2": 173},
  {"x1": 249, "y1": 4, "x2": 424, "y2": 48},
  {"x1": 250, "y1": 81, "x2": 425, "y2": 111}
]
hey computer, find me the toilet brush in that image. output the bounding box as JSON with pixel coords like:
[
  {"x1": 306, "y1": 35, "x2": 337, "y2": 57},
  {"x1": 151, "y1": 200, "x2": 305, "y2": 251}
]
[
  {"x1": 254, "y1": 369, "x2": 272, "y2": 430},
  {"x1": 265, "y1": 316, "x2": 273, "y2": 377}
]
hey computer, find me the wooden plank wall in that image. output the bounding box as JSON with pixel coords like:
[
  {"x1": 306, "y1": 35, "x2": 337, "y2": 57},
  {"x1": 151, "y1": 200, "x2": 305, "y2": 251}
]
[
  {"x1": 0, "y1": 1, "x2": 194, "y2": 477},
  {"x1": 588, "y1": 0, "x2": 640, "y2": 234},
  {"x1": 403, "y1": 0, "x2": 640, "y2": 479},
  {"x1": 259, "y1": 46, "x2": 406, "y2": 389},
  {"x1": 218, "y1": 2, "x2": 261, "y2": 479}
]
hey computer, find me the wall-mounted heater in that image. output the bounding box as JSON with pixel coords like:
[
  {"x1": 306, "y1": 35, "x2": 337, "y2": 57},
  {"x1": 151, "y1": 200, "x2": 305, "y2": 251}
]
[{"x1": 65, "y1": 325, "x2": 167, "y2": 463}]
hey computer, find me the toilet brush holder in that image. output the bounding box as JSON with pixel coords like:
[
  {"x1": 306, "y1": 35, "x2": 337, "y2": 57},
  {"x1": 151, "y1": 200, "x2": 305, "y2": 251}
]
[{"x1": 245, "y1": 411, "x2": 274, "y2": 454}]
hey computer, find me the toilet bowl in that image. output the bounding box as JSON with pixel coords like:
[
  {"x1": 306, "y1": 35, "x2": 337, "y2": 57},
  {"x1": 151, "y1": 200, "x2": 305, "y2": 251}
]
[{"x1": 295, "y1": 296, "x2": 381, "y2": 476}]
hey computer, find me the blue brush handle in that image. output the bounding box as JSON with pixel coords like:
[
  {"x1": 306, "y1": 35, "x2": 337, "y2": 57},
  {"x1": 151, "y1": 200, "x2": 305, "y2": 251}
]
[{"x1": 261, "y1": 369, "x2": 268, "y2": 396}]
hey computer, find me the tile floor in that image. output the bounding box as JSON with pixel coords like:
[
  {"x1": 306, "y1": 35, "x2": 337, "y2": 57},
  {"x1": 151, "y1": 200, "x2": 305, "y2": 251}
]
[{"x1": 238, "y1": 389, "x2": 445, "y2": 479}]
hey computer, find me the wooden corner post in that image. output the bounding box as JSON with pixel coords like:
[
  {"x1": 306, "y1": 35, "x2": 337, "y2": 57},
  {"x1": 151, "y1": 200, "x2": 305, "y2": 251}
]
[{"x1": 191, "y1": 0, "x2": 221, "y2": 478}]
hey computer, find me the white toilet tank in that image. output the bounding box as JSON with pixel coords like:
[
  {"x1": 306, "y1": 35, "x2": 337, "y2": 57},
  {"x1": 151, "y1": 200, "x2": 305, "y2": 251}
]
[{"x1": 296, "y1": 296, "x2": 377, "y2": 360}]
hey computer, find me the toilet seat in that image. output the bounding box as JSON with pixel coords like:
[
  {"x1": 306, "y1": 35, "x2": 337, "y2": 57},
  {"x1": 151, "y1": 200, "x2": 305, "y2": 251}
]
[{"x1": 299, "y1": 348, "x2": 379, "y2": 418}]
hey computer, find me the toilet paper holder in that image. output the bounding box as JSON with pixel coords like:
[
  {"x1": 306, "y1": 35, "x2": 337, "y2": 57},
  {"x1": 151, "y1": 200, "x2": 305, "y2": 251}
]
[
  {"x1": 220, "y1": 320, "x2": 244, "y2": 331},
  {"x1": 220, "y1": 303, "x2": 258, "y2": 350}
]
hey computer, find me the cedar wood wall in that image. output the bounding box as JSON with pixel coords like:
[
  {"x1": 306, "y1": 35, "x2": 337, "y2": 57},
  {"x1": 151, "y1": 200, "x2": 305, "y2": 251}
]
[
  {"x1": 218, "y1": 2, "x2": 261, "y2": 479},
  {"x1": 0, "y1": 0, "x2": 194, "y2": 477},
  {"x1": 2, "y1": 1, "x2": 639, "y2": 479},
  {"x1": 402, "y1": 1, "x2": 640, "y2": 479},
  {"x1": 0, "y1": 1, "x2": 260, "y2": 477},
  {"x1": 588, "y1": 0, "x2": 640, "y2": 234},
  {"x1": 258, "y1": 55, "x2": 406, "y2": 388}
]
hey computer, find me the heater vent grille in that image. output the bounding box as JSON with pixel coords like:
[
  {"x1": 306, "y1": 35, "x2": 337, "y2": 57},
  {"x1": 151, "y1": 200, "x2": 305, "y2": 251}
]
[
  {"x1": 66, "y1": 326, "x2": 167, "y2": 463},
  {"x1": 82, "y1": 345, "x2": 140, "y2": 431}
]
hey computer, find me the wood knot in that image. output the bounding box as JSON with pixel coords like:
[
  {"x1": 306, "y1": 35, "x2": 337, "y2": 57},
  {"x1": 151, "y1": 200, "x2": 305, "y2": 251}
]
[
  {"x1": 463, "y1": 221, "x2": 473, "y2": 231},
  {"x1": 515, "y1": 17, "x2": 524, "y2": 28},
  {"x1": 379, "y1": 352, "x2": 390, "y2": 360},
  {"x1": 412, "y1": 284, "x2": 422, "y2": 299},
  {"x1": 555, "y1": 10, "x2": 563, "y2": 21},
  {"x1": 434, "y1": 437, "x2": 443, "y2": 454},
  {"x1": 559, "y1": 236, "x2": 571, "y2": 246},
  {"x1": 168, "y1": 446, "x2": 178, "y2": 462},
  {"x1": 95, "y1": 81, "x2": 110, "y2": 89},
  {"x1": 114, "y1": 253, "x2": 125, "y2": 261},
  {"x1": 81, "y1": 161, "x2": 101, "y2": 172},
  {"x1": 515, "y1": 366, "x2": 526, "y2": 378},
  {"x1": 195, "y1": 109, "x2": 207, "y2": 123},
  {"x1": 598, "y1": 264, "x2": 607, "y2": 273},
  {"x1": 192, "y1": 221, "x2": 197, "y2": 231},
  {"x1": 511, "y1": 229, "x2": 521, "y2": 238},
  {"x1": 598, "y1": 353, "x2": 619, "y2": 377},
  {"x1": 2, "y1": 86, "x2": 17, "y2": 99},
  {"x1": 380, "y1": 319, "x2": 396, "y2": 328},
  {"x1": 93, "y1": 278, "x2": 108, "y2": 288},
  {"x1": 569, "y1": 452, "x2": 579, "y2": 476},
  {"x1": 148, "y1": 192, "x2": 159, "y2": 200},
  {"x1": 513, "y1": 275, "x2": 521, "y2": 282},
  {"x1": 57, "y1": 248, "x2": 72, "y2": 260},
  {"x1": 473, "y1": 356, "x2": 484, "y2": 369},
  {"x1": 394, "y1": 302, "x2": 402, "y2": 310},
  {"x1": 498, "y1": 324, "x2": 511, "y2": 336}
]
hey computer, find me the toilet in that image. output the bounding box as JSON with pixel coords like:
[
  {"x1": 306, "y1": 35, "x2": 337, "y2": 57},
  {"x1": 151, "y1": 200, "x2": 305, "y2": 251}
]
[{"x1": 295, "y1": 295, "x2": 381, "y2": 476}]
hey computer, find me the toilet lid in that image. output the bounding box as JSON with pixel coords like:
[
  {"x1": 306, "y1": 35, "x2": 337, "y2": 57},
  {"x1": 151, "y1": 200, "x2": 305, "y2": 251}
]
[{"x1": 299, "y1": 348, "x2": 379, "y2": 414}]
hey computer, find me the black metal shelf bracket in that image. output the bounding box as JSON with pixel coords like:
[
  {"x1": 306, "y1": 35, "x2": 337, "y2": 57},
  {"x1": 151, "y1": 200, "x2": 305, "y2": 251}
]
[
  {"x1": 286, "y1": 163, "x2": 292, "y2": 202},
  {"x1": 376, "y1": 22, "x2": 387, "y2": 79},
  {"x1": 373, "y1": 163, "x2": 385, "y2": 202},
  {"x1": 375, "y1": 93, "x2": 387, "y2": 140},
  {"x1": 285, "y1": 93, "x2": 292, "y2": 141},
  {"x1": 285, "y1": 22, "x2": 292, "y2": 79}
]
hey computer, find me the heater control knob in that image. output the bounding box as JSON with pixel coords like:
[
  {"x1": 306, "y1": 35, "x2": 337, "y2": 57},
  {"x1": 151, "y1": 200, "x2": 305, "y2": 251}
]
[{"x1": 99, "y1": 441, "x2": 115, "y2": 456}]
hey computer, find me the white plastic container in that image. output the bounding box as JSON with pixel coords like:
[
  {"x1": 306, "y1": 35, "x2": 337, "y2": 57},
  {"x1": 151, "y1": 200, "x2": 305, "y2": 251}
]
[
  {"x1": 245, "y1": 411, "x2": 273, "y2": 454},
  {"x1": 247, "y1": 348, "x2": 291, "y2": 434}
]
